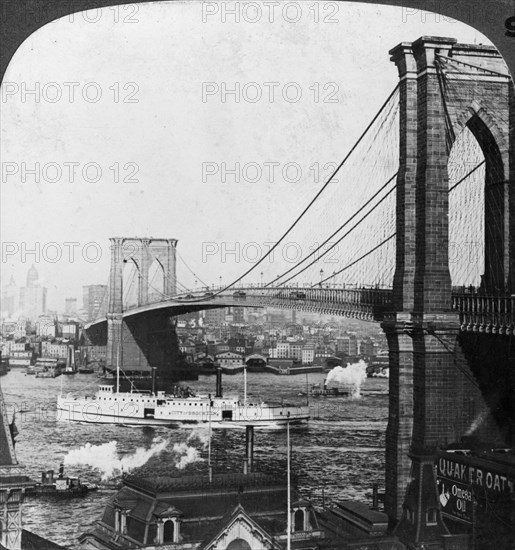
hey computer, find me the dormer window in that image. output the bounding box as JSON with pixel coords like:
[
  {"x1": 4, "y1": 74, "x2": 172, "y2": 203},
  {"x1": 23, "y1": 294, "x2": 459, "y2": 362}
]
[
  {"x1": 152, "y1": 509, "x2": 182, "y2": 544},
  {"x1": 426, "y1": 508, "x2": 438, "y2": 525},
  {"x1": 291, "y1": 503, "x2": 313, "y2": 533},
  {"x1": 114, "y1": 508, "x2": 128, "y2": 533},
  {"x1": 294, "y1": 509, "x2": 305, "y2": 532},
  {"x1": 163, "y1": 519, "x2": 175, "y2": 543}
]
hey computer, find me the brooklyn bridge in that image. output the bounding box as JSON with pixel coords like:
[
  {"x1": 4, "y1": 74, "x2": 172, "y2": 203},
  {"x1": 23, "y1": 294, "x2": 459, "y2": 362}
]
[
  {"x1": 1, "y1": 2, "x2": 515, "y2": 548},
  {"x1": 66, "y1": 35, "x2": 515, "y2": 542}
]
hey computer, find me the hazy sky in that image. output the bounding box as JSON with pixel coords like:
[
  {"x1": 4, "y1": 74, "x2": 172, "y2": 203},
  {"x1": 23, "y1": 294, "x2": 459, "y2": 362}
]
[{"x1": 0, "y1": 1, "x2": 491, "y2": 309}]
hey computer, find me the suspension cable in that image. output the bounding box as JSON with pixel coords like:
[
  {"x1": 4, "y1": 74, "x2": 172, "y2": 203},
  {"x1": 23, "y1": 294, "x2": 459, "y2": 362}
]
[
  {"x1": 265, "y1": 172, "x2": 397, "y2": 287},
  {"x1": 448, "y1": 160, "x2": 486, "y2": 193},
  {"x1": 176, "y1": 250, "x2": 209, "y2": 289},
  {"x1": 315, "y1": 234, "x2": 396, "y2": 287},
  {"x1": 277, "y1": 180, "x2": 398, "y2": 287},
  {"x1": 175, "y1": 84, "x2": 400, "y2": 302}
]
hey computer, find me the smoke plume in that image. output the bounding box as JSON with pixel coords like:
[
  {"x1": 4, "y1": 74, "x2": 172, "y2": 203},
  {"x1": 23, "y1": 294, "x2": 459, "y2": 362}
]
[
  {"x1": 64, "y1": 429, "x2": 209, "y2": 480},
  {"x1": 325, "y1": 360, "x2": 368, "y2": 397}
]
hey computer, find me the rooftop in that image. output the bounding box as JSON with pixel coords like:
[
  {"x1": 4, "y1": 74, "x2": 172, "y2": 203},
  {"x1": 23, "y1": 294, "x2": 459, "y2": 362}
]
[{"x1": 125, "y1": 471, "x2": 286, "y2": 495}]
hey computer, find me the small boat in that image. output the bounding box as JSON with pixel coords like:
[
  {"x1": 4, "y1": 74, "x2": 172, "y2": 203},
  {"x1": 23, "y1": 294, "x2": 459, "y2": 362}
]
[
  {"x1": 31, "y1": 358, "x2": 65, "y2": 377},
  {"x1": 36, "y1": 366, "x2": 63, "y2": 378},
  {"x1": 78, "y1": 367, "x2": 95, "y2": 374},
  {"x1": 27, "y1": 464, "x2": 97, "y2": 498},
  {"x1": 26, "y1": 365, "x2": 44, "y2": 375},
  {"x1": 62, "y1": 369, "x2": 77, "y2": 375},
  {"x1": 0, "y1": 357, "x2": 10, "y2": 376},
  {"x1": 299, "y1": 382, "x2": 350, "y2": 398}
]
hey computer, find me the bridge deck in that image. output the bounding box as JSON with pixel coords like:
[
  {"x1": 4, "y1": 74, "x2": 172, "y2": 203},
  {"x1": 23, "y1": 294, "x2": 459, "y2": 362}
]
[{"x1": 86, "y1": 287, "x2": 515, "y2": 335}]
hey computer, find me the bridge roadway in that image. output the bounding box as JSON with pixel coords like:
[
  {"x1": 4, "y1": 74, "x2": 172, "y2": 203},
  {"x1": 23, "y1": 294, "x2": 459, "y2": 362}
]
[{"x1": 86, "y1": 286, "x2": 515, "y2": 335}]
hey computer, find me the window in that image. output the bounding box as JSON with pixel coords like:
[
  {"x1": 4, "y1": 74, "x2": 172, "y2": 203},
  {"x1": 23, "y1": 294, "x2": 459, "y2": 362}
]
[
  {"x1": 294, "y1": 509, "x2": 305, "y2": 532},
  {"x1": 163, "y1": 520, "x2": 174, "y2": 543},
  {"x1": 226, "y1": 539, "x2": 252, "y2": 550},
  {"x1": 426, "y1": 508, "x2": 438, "y2": 525}
]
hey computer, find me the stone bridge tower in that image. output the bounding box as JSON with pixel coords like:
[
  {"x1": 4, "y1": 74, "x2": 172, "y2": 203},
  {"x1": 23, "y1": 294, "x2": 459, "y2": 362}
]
[
  {"x1": 381, "y1": 36, "x2": 514, "y2": 543},
  {"x1": 106, "y1": 237, "x2": 180, "y2": 383}
]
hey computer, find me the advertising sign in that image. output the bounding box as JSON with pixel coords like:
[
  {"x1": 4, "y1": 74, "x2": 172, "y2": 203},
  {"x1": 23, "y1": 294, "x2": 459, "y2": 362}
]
[
  {"x1": 436, "y1": 452, "x2": 515, "y2": 524},
  {"x1": 436, "y1": 476, "x2": 474, "y2": 524}
]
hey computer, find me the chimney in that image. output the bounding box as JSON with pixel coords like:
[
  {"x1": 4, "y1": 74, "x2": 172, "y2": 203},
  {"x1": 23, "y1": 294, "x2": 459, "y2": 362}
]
[{"x1": 215, "y1": 368, "x2": 223, "y2": 398}]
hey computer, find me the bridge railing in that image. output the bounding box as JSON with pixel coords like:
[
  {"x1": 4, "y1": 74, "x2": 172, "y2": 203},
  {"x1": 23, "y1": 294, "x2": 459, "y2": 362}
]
[
  {"x1": 451, "y1": 293, "x2": 515, "y2": 334},
  {"x1": 161, "y1": 285, "x2": 394, "y2": 321}
]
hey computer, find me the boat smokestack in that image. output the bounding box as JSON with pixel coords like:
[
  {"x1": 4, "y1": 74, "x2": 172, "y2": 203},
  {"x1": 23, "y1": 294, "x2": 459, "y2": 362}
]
[
  {"x1": 59, "y1": 463, "x2": 64, "y2": 478},
  {"x1": 151, "y1": 367, "x2": 157, "y2": 395},
  {"x1": 372, "y1": 483, "x2": 379, "y2": 510},
  {"x1": 215, "y1": 368, "x2": 223, "y2": 398},
  {"x1": 323, "y1": 379, "x2": 328, "y2": 391}
]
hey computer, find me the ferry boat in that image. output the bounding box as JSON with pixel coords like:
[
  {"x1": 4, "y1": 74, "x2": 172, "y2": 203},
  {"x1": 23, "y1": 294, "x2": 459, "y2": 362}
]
[
  {"x1": 56, "y1": 368, "x2": 309, "y2": 430},
  {"x1": 29, "y1": 357, "x2": 65, "y2": 377}
]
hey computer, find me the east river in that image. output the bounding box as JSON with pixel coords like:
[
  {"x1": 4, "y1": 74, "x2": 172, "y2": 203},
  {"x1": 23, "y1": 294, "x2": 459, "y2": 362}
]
[{"x1": 1, "y1": 369, "x2": 388, "y2": 549}]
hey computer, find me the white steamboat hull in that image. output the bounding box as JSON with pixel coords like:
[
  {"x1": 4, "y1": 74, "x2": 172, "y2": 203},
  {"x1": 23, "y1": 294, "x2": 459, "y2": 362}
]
[{"x1": 56, "y1": 396, "x2": 309, "y2": 430}]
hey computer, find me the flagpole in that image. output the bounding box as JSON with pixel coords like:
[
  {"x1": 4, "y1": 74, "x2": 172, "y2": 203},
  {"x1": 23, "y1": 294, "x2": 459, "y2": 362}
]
[
  {"x1": 208, "y1": 398, "x2": 212, "y2": 482},
  {"x1": 287, "y1": 411, "x2": 291, "y2": 550},
  {"x1": 243, "y1": 364, "x2": 247, "y2": 405},
  {"x1": 116, "y1": 342, "x2": 120, "y2": 395}
]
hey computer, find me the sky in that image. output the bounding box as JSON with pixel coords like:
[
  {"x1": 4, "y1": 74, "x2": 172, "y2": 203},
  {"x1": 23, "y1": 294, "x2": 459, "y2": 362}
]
[{"x1": 0, "y1": 1, "x2": 492, "y2": 310}]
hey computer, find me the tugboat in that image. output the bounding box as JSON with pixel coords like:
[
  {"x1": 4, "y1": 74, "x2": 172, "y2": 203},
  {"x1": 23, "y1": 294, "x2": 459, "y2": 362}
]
[
  {"x1": 300, "y1": 380, "x2": 350, "y2": 397},
  {"x1": 27, "y1": 463, "x2": 97, "y2": 498}
]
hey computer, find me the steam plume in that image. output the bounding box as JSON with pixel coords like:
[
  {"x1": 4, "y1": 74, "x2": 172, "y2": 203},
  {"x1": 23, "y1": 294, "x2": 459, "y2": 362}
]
[
  {"x1": 325, "y1": 360, "x2": 368, "y2": 397},
  {"x1": 64, "y1": 428, "x2": 208, "y2": 480}
]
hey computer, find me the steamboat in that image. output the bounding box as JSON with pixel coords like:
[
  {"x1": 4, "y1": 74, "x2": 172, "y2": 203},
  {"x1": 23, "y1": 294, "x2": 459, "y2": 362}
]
[
  {"x1": 27, "y1": 464, "x2": 97, "y2": 498},
  {"x1": 299, "y1": 380, "x2": 350, "y2": 397},
  {"x1": 57, "y1": 368, "x2": 309, "y2": 429}
]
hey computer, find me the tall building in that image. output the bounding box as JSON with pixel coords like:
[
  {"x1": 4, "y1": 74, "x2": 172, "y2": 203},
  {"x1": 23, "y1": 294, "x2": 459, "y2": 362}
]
[
  {"x1": 336, "y1": 334, "x2": 358, "y2": 357},
  {"x1": 82, "y1": 285, "x2": 108, "y2": 322},
  {"x1": 203, "y1": 308, "x2": 226, "y2": 326},
  {"x1": 65, "y1": 297, "x2": 77, "y2": 315},
  {"x1": 25, "y1": 265, "x2": 38, "y2": 287},
  {"x1": 22, "y1": 265, "x2": 47, "y2": 318},
  {"x1": 359, "y1": 338, "x2": 375, "y2": 357},
  {"x1": 1, "y1": 267, "x2": 47, "y2": 320},
  {"x1": 19, "y1": 286, "x2": 47, "y2": 319},
  {"x1": 1, "y1": 276, "x2": 19, "y2": 318},
  {"x1": 232, "y1": 307, "x2": 246, "y2": 323}
]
